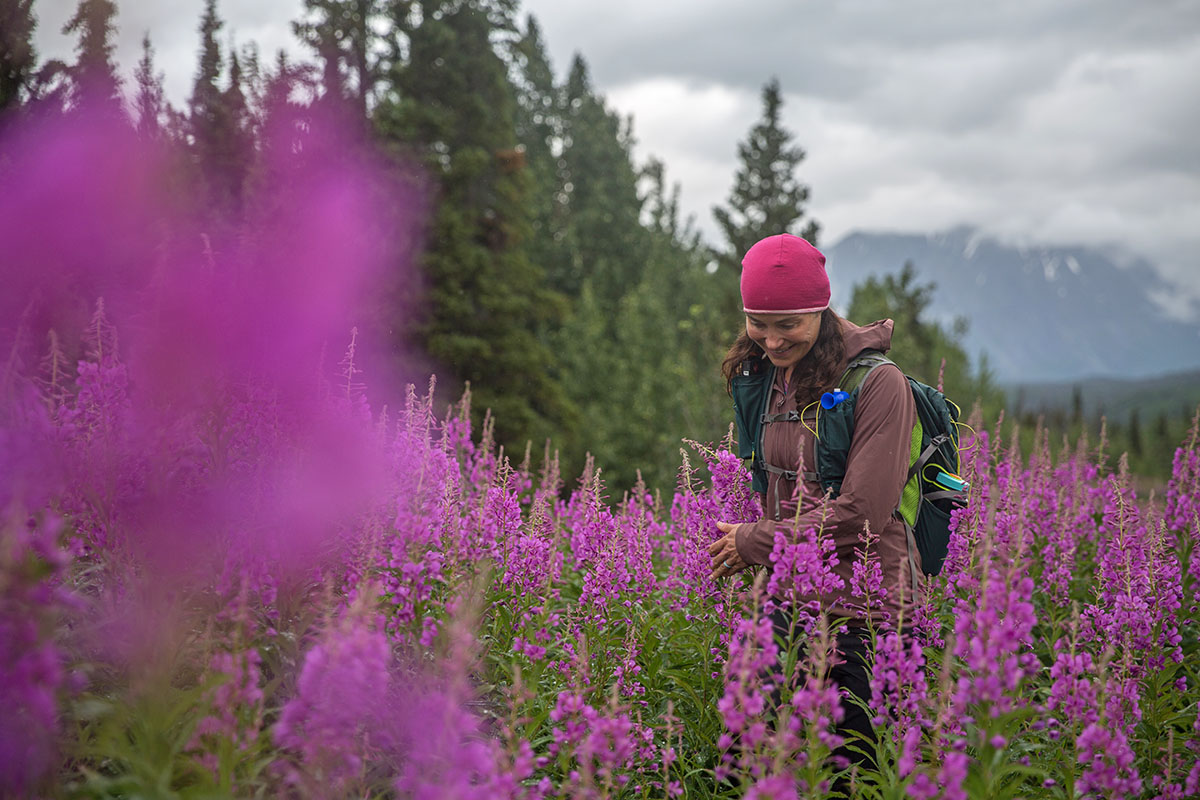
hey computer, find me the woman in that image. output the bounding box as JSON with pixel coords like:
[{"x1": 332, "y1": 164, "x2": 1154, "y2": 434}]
[{"x1": 706, "y1": 232, "x2": 921, "y2": 764}]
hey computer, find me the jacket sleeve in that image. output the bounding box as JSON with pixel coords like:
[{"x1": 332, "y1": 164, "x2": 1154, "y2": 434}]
[{"x1": 734, "y1": 364, "x2": 916, "y2": 565}]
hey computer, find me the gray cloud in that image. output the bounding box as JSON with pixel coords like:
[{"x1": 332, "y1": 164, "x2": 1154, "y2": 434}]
[
  {"x1": 526, "y1": 0, "x2": 1200, "y2": 314},
  {"x1": 526, "y1": 0, "x2": 1200, "y2": 96}
]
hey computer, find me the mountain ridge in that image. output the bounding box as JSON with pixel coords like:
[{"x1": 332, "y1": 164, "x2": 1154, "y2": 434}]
[
  {"x1": 824, "y1": 227, "x2": 1200, "y2": 382},
  {"x1": 1006, "y1": 368, "x2": 1200, "y2": 425}
]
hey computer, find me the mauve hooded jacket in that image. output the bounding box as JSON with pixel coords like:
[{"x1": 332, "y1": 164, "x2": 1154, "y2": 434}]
[{"x1": 733, "y1": 317, "x2": 921, "y2": 623}]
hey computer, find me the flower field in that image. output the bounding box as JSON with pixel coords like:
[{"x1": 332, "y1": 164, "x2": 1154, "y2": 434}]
[
  {"x1": 3, "y1": 103, "x2": 1199, "y2": 800},
  {"x1": 2, "y1": 310, "x2": 1199, "y2": 797}
]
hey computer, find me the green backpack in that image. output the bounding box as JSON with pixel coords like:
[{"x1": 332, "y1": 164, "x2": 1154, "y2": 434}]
[{"x1": 731, "y1": 350, "x2": 967, "y2": 576}]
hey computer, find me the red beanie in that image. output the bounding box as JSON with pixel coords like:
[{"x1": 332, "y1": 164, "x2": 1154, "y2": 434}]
[{"x1": 740, "y1": 233, "x2": 830, "y2": 315}]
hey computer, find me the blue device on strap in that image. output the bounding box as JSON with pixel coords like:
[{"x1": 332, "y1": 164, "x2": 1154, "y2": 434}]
[{"x1": 820, "y1": 389, "x2": 849, "y2": 409}]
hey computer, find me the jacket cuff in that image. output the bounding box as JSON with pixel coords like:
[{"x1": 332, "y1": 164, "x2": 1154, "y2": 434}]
[{"x1": 734, "y1": 522, "x2": 757, "y2": 566}]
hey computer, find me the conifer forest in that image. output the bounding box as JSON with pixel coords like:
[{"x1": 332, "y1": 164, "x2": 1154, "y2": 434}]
[{"x1": 1, "y1": 1, "x2": 1198, "y2": 797}]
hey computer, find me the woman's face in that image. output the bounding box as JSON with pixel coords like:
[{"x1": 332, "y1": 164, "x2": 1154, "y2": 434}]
[{"x1": 745, "y1": 311, "x2": 823, "y2": 371}]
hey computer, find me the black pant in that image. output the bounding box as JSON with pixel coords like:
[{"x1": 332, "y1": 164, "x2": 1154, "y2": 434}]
[{"x1": 767, "y1": 609, "x2": 876, "y2": 771}]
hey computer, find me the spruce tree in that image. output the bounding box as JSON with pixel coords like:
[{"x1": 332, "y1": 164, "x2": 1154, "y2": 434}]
[
  {"x1": 511, "y1": 14, "x2": 567, "y2": 294},
  {"x1": 132, "y1": 34, "x2": 165, "y2": 139},
  {"x1": 377, "y1": 0, "x2": 575, "y2": 456},
  {"x1": 218, "y1": 49, "x2": 254, "y2": 214},
  {"x1": 507, "y1": 37, "x2": 733, "y2": 491},
  {"x1": 189, "y1": 0, "x2": 225, "y2": 204},
  {"x1": 1155, "y1": 411, "x2": 1170, "y2": 446},
  {"x1": 188, "y1": 0, "x2": 253, "y2": 219},
  {"x1": 1129, "y1": 408, "x2": 1143, "y2": 458},
  {"x1": 62, "y1": 0, "x2": 123, "y2": 116},
  {"x1": 552, "y1": 149, "x2": 734, "y2": 493},
  {"x1": 293, "y1": 0, "x2": 386, "y2": 119},
  {"x1": 554, "y1": 55, "x2": 645, "y2": 307},
  {"x1": 713, "y1": 77, "x2": 818, "y2": 272},
  {"x1": 598, "y1": 168, "x2": 733, "y2": 491},
  {"x1": 0, "y1": 0, "x2": 37, "y2": 113}
]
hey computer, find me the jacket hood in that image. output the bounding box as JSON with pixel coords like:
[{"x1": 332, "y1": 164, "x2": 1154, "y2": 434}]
[{"x1": 839, "y1": 317, "x2": 894, "y2": 360}]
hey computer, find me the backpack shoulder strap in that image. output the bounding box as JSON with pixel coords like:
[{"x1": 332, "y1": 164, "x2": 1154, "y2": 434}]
[
  {"x1": 731, "y1": 359, "x2": 775, "y2": 494},
  {"x1": 838, "y1": 350, "x2": 894, "y2": 395}
]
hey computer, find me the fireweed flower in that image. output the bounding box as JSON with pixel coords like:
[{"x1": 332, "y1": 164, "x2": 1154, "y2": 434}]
[
  {"x1": 717, "y1": 611, "x2": 779, "y2": 744},
  {"x1": 908, "y1": 578, "x2": 945, "y2": 648},
  {"x1": 382, "y1": 539, "x2": 447, "y2": 644},
  {"x1": 716, "y1": 607, "x2": 780, "y2": 782},
  {"x1": 393, "y1": 683, "x2": 532, "y2": 800},
  {"x1": 612, "y1": 625, "x2": 647, "y2": 699},
  {"x1": 788, "y1": 671, "x2": 846, "y2": 756},
  {"x1": 765, "y1": 520, "x2": 844, "y2": 631},
  {"x1": 503, "y1": 508, "x2": 563, "y2": 598},
  {"x1": 937, "y1": 749, "x2": 970, "y2": 800},
  {"x1": 936, "y1": 550, "x2": 1038, "y2": 798},
  {"x1": 0, "y1": 512, "x2": 74, "y2": 796},
  {"x1": 383, "y1": 383, "x2": 464, "y2": 643},
  {"x1": 744, "y1": 773, "x2": 799, "y2": 800},
  {"x1": 564, "y1": 464, "x2": 660, "y2": 636},
  {"x1": 579, "y1": 535, "x2": 634, "y2": 625},
  {"x1": 1037, "y1": 440, "x2": 1104, "y2": 606},
  {"x1": 1164, "y1": 411, "x2": 1199, "y2": 538},
  {"x1": 391, "y1": 598, "x2": 545, "y2": 800},
  {"x1": 664, "y1": 463, "x2": 725, "y2": 609},
  {"x1": 848, "y1": 522, "x2": 888, "y2": 626},
  {"x1": 950, "y1": 565, "x2": 1038, "y2": 718},
  {"x1": 55, "y1": 343, "x2": 137, "y2": 557},
  {"x1": 1073, "y1": 463, "x2": 1183, "y2": 792},
  {"x1": 988, "y1": 445, "x2": 1027, "y2": 557},
  {"x1": 466, "y1": 411, "x2": 502, "y2": 491},
  {"x1": 614, "y1": 489, "x2": 660, "y2": 603},
  {"x1": 1084, "y1": 472, "x2": 1155, "y2": 656},
  {"x1": 273, "y1": 603, "x2": 396, "y2": 790},
  {"x1": 564, "y1": 463, "x2": 619, "y2": 569},
  {"x1": 763, "y1": 623, "x2": 849, "y2": 794},
  {"x1": 1045, "y1": 641, "x2": 1100, "y2": 726},
  {"x1": 190, "y1": 647, "x2": 265, "y2": 774},
  {"x1": 868, "y1": 631, "x2": 929, "y2": 762},
  {"x1": 1076, "y1": 722, "x2": 1142, "y2": 797},
  {"x1": 938, "y1": 502, "x2": 979, "y2": 598},
  {"x1": 477, "y1": 477, "x2": 522, "y2": 564},
  {"x1": 548, "y1": 688, "x2": 654, "y2": 794},
  {"x1": 705, "y1": 444, "x2": 763, "y2": 525},
  {"x1": 939, "y1": 425, "x2": 994, "y2": 597},
  {"x1": 1187, "y1": 706, "x2": 1200, "y2": 796},
  {"x1": 1012, "y1": 434, "x2": 1079, "y2": 605},
  {"x1": 1041, "y1": 623, "x2": 1146, "y2": 795}
]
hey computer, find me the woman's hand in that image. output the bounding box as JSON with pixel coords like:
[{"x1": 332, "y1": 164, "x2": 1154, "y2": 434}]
[{"x1": 708, "y1": 521, "x2": 750, "y2": 580}]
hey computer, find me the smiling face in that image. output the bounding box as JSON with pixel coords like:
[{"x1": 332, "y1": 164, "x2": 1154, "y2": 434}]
[{"x1": 745, "y1": 311, "x2": 823, "y2": 372}]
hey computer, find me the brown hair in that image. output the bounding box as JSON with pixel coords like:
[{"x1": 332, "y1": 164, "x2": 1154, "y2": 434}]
[{"x1": 721, "y1": 308, "x2": 847, "y2": 406}]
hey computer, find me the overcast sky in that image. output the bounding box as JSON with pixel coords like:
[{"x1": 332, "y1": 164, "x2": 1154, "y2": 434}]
[{"x1": 31, "y1": 0, "x2": 1200, "y2": 319}]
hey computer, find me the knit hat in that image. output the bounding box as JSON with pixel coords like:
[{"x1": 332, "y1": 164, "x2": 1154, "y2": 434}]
[{"x1": 740, "y1": 233, "x2": 830, "y2": 315}]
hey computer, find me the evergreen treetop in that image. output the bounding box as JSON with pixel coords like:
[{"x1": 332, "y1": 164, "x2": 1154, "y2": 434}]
[
  {"x1": 63, "y1": 0, "x2": 123, "y2": 114},
  {"x1": 132, "y1": 34, "x2": 165, "y2": 139},
  {"x1": 713, "y1": 77, "x2": 818, "y2": 271},
  {"x1": 190, "y1": 0, "x2": 223, "y2": 130},
  {"x1": 0, "y1": 0, "x2": 37, "y2": 113},
  {"x1": 293, "y1": 0, "x2": 388, "y2": 120}
]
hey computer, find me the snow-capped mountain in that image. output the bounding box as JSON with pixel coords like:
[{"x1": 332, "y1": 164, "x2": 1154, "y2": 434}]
[{"x1": 825, "y1": 227, "x2": 1200, "y2": 382}]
